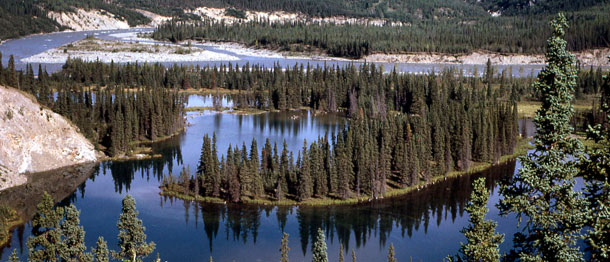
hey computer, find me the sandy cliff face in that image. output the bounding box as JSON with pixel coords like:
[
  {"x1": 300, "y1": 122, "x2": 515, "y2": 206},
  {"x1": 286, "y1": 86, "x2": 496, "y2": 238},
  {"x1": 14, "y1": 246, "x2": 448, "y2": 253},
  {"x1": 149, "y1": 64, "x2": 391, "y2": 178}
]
[
  {"x1": 0, "y1": 86, "x2": 98, "y2": 190},
  {"x1": 48, "y1": 8, "x2": 131, "y2": 31}
]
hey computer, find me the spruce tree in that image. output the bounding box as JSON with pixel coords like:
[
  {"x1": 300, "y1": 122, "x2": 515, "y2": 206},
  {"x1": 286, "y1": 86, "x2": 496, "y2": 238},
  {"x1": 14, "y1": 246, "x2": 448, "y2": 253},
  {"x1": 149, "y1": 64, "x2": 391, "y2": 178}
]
[
  {"x1": 454, "y1": 178, "x2": 503, "y2": 262},
  {"x1": 312, "y1": 228, "x2": 328, "y2": 262},
  {"x1": 499, "y1": 14, "x2": 586, "y2": 262},
  {"x1": 59, "y1": 205, "x2": 93, "y2": 262},
  {"x1": 281, "y1": 232, "x2": 290, "y2": 262},
  {"x1": 93, "y1": 237, "x2": 109, "y2": 262},
  {"x1": 27, "y1": 192, "x2": 64, "y2": 262},
  {"x1": 388, "y1": 243, "x2": 396, "y2": 262},
  {"x1": 112, "y1": 195, "x2": 156, "y2": 262}
]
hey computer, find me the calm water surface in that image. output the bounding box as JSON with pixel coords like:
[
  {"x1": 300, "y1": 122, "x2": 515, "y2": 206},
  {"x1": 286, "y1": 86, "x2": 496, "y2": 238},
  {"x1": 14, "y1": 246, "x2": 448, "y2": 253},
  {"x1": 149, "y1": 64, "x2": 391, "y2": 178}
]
[{"x1": 0, "y1": 95, "x2": 532, "y2": 262}]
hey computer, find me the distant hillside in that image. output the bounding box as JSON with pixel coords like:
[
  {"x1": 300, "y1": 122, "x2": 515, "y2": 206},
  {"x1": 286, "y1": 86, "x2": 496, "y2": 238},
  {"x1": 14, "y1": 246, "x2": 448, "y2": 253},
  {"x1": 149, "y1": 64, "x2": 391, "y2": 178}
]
[
  {"x1": 476, "y1": 0, "x2": 609, "y2": 15},
  {"x1": 0, "y1": 0, "x2": 150, "y2": 40},
  {"x1": 1, "y1": 0, "x2": 609, "y2": 53}
]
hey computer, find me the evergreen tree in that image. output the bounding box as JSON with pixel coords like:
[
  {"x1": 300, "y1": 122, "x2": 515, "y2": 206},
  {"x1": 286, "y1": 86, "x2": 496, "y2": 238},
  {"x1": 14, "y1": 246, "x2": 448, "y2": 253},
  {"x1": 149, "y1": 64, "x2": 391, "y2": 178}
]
[
  {"x1": 281, "y1": 232, "x2": 290, "y2": 262},
  {"x1": 454, "y1": 178, "x2": 503, "y2": 262},
  {"x1": 59, "y1": 205, "x2": 93, "y2": 262},
  {"x1": 93, "y1": 237, "x2": 109, "y2": 262},
  {"x1": 499, "y1": 14, "x2": 586, "y2": 262},
  {"x1": 312, "y1": 228, "x2": 328, "y2": 262},
  {"x1": 112, "y1": 195, "x2": 156, "y2": 262},
  {"x1": 27, "y1": 192, "x2": 64, "y2": 262},
  {"x1": 388, "y1": 243, "x2": 396, "y2": 262}
]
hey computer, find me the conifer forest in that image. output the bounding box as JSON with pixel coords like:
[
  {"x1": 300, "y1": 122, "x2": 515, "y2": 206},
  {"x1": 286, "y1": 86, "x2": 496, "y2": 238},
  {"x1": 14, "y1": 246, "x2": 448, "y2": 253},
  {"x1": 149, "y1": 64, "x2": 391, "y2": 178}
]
[{"x1": 0, "y1": 1, "x2": 609, "y2": 262}]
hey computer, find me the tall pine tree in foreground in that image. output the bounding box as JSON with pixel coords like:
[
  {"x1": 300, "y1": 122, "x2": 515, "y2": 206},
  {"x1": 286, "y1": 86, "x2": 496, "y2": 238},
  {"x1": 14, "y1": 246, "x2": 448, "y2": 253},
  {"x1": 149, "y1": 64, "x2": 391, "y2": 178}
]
[
  {"x1": 312, "y1": 228, "x2": 328, "y2": 262},
  {"x1": 451, "y1": 177, "x2": 503, "y2": 262},
  {"x1": 579, "y1": 57, "x2": 610, "y2": 260},
  {"x1": 112, "y1": 195, "x2": 156, "y2": 262},
  {"x1": 499, "y1": 14, "x2": 586, "y2": 262}
]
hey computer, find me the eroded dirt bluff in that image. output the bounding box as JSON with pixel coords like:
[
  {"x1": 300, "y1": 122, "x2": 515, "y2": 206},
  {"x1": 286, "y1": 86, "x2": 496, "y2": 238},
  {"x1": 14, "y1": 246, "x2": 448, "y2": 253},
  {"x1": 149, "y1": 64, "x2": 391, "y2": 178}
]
[{"x1": 0, "y1": 86, "x2": 98, "y2": 190}]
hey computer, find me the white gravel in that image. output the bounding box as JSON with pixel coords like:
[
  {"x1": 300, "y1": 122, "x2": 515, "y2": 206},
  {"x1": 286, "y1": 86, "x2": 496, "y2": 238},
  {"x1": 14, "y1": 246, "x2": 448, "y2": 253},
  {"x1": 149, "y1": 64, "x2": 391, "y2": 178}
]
[{"x1": 22, "y1": 47, "x2": 240, "y2": 63}]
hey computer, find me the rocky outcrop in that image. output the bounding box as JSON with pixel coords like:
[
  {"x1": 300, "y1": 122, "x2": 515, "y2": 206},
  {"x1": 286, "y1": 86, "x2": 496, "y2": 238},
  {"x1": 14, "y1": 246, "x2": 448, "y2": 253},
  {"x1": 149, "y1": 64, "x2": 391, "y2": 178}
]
[
  {"x1": 48, "y1": 8, "x2": 130, "y2": 31},
  {"x1": 0, "y1": 86, "x2": 98, "y2": 191}
]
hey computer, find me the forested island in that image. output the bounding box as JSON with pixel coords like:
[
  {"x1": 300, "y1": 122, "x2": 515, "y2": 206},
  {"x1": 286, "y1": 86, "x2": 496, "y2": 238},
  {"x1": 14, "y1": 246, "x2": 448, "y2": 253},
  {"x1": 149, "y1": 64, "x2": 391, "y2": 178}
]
[{"x1": 0, "y1": 0, "x2": 609, "y2": 261}]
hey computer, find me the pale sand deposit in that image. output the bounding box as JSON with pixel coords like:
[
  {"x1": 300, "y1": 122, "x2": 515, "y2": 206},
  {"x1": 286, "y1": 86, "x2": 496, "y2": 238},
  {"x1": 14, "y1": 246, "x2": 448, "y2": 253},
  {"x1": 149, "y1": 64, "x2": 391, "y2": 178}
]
[{"x1": 22, "y1": 38, "x2": 239, "y2": 63}]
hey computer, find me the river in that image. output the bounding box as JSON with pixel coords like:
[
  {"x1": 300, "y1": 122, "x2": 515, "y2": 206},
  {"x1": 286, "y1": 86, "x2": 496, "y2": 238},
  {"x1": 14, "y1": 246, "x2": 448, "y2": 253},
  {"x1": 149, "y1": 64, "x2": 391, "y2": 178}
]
[
  {"x1": 0, "y1": 28, "x2": 548, "y2": 77},
  {"x1": 0, "y1": 29, "x2": 545, "y2": 262}
]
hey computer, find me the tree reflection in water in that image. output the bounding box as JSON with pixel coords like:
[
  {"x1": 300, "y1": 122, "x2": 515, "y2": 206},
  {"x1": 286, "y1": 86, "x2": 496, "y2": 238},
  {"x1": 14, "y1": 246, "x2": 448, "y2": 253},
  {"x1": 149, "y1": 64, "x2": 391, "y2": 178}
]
[{"x1": 161, "y1": 159, "x2": 515, "y2": 256}]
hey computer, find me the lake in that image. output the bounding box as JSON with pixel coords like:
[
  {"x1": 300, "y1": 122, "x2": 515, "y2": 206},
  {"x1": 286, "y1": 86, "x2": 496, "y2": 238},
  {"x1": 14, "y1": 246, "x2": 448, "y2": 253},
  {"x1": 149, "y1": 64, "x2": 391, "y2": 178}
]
[{"x1": 0, "y1": 94, "x2": 535, "y2": 262}]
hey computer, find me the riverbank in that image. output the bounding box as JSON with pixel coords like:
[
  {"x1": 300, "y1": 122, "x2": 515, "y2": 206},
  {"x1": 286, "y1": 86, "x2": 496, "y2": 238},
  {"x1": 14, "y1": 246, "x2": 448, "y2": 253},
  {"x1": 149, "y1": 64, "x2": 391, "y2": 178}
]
[{"x1": 160, "y1": 137, "x2": 533, "y2": 206}]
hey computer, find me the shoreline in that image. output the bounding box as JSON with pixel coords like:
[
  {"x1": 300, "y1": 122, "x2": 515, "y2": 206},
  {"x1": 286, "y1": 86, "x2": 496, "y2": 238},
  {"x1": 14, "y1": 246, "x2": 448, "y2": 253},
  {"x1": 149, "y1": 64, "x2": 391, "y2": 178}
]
[
  {"x1": 8, "y1": 29, "x2": 609, "y2": 67},
  {"x1": 161, "y1": 137, "x2": 533, "y2": 207}
]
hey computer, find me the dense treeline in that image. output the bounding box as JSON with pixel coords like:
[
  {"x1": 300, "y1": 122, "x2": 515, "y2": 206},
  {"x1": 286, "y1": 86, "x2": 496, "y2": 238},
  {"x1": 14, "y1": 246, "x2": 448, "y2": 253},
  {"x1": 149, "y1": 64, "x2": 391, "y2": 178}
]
[
  {"x1": 118, "y1": 0, "x2": 606, "y2": 23},
  {"x1": 0, "y1": 56, "x2": 186, "y2": 157},
  {"x1": 152, "y1": 3, "x2": 610, "y2": 58},
  {"x1": 161, "y1": 67, "x2": 519, "y2": 202},
  {"x1": 0, "y1": 0, "x2": 65, "y2": 40},
  {"x1": 478, "y1": 0, "x2": 609, "y2": 15},
  {"x1": 51, "y1": 54, "x2": 607, "y2": 114},
  {"x1": 0, "y1": 0, "x2": 149, "y2": 40}
]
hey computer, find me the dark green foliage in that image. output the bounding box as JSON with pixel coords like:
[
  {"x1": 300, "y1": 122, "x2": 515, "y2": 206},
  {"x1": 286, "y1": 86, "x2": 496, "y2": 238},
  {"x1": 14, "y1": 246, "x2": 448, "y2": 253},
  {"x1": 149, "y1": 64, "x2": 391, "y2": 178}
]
[
  {"x1": 580, "y1": 58, "x2": 610, "y2": 260},
  {"x1": 0, "y1": 0, "x2": 149, "y2": 40},
  {"x1": 159, "y1": 63, "x2": 519, "y2": 202},
  {"x1": 58, "y1": 205, "x2": 93, "y2": 262},
  {"x1": 312, "y1": 228, "x2": 328, "y2": 262},
  {"x1": 453, "y1": 178, "x2": 503, "y2": 262},
  {"x1": 499, "y1": 14, "x2": 587, "y2": 262},
  {"x1": 27, "y1": 192, "x2": 64, "y2": 262},
  {"x1": 281, "y1": 232, "x2": 289, "y2": 262},
  {"x1": 112, "y1": 195, "x2": 156, "y2": 262},
  {"x1": 0, "y1": 57, "x2": 186, "y2": 157},
  {"x1": 152, "y1": 3, "x2": 610, "y2": 58},
  {"x1": 224, "y1": 8, "x2": 246, "y2": 19}
]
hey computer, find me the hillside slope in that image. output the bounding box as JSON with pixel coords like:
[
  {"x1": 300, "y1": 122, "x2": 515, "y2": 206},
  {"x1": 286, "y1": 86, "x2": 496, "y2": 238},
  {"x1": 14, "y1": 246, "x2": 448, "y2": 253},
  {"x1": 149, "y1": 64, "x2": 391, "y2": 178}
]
[{"x1": 0, "y1": 86, "x2": 98, "y2": 191}]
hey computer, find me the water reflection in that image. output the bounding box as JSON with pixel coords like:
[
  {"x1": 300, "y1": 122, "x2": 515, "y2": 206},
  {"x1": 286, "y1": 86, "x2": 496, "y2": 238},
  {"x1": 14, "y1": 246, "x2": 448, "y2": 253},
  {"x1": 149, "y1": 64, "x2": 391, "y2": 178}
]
[
  {"x1": 161, "y1": 160, "x2": 515, "y2": 259},
  {"x1": 1, "y1": 103, "x2": 520, "y2": 262}
]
